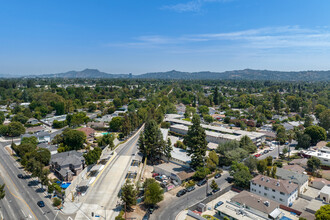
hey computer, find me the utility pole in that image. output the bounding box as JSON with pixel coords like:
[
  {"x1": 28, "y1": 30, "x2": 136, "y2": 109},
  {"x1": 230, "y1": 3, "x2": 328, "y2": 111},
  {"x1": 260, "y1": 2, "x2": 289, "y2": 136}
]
[
  {"x1": 205, "y1": 177, "x2": 208, "y2": 197},
  {"x1": 125, "y1": 203, "x2": 127, "y2": 220}
]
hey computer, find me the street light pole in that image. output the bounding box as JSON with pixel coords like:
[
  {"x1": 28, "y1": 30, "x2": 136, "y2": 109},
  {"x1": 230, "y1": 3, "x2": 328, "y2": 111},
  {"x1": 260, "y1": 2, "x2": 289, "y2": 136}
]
[{"x1": 206, "y1": 177, "x2": 208, "y2": 197}]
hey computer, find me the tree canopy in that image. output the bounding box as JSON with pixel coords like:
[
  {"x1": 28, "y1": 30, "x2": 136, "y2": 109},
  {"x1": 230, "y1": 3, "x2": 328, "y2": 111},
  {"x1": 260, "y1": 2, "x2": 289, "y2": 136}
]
[{"x1": 184, "y1": 114, "x2": 208, "y2": 168}]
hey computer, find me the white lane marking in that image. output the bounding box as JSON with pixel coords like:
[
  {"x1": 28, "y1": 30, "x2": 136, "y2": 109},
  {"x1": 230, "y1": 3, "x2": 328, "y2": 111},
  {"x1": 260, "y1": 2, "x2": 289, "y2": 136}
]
[
  {"x1": 54, "y1": 210, "x2": 59, "y2": 220},
  {"x1": 21, "y1": 209, "x2": 26, "y2": 217}
]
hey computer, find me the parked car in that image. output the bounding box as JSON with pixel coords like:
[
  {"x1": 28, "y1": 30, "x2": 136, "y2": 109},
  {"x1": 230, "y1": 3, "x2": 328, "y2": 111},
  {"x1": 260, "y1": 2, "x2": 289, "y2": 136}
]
[
  {"x1": 212, "y1": 188, "x2": 220, "y2": 193},
  {"x1": 37, "y1": 201, "x2": 45, "y2": 208},
  {"x1": 215, "y1": 173, "x2": 221, "y2": 179},
  {"x1": 152, "y1": 173, "x2": 159, "y2": 177},
  {"x1": 226, "y1": 177, "x2": 234, "y2": 183},
  {"x1": 17, "y1": 174, "x2": 24, "y2": 179},
  {"x1": 264, "y1": 150, "x2": 269, "y2": 154},
  {"x1": 207, "y1": 192, "x2": 213, "y2": 197},
  {"x1": 176, "y1": 189, "x2": 187, "y2": 197},
  {"x1": 142, "y1": 213, "x2": 150, "y2": 220},
  {"x1": 186, "y1": 186, "x2": 195, "y2": 192},
  {"x1": 147, "y1": 207, "x2": 154, "y2": 214},
  {"x1": 155, "y1": 176, "x2": 162, "y2": 181},
  {"x1": 254, "y1": 154, "x2": 261, "y2": 158},
  {"x1": 214, "y1": 201, "x2": 224, "y2": 209},
  {"x1": 197, "y1": 179, "x2": 207, "y2": 186},
  {"x1": 269, "y1": 147, "x2": 275, "y2": 151}
]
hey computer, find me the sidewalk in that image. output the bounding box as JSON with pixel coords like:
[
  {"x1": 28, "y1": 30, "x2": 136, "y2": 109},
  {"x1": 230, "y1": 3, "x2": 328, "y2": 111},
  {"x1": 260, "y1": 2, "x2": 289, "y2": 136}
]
[
  {"x1": 176, "y1": 210, "x2": 189, "y2": 220},
  {"x1": 61, "y1": 201, "x2": 83, "y2": 215}
]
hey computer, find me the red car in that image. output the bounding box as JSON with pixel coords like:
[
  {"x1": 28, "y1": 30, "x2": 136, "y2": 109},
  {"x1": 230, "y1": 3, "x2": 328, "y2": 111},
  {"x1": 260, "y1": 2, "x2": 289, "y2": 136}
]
[
  {"x1": 152, "y1": 173, "x2": 159, "y2": 177},
  {"x1": 254, "y1": 154, "x2": 261, "y2": 158}
]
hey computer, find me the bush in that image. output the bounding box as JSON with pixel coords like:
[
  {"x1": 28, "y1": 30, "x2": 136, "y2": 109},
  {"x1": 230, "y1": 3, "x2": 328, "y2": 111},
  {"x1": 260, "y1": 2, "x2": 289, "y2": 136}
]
[
  {"x1": 115, "y1": 211, "x2": 125, "y2": 220},
  {"x1": 273, "y1": 161, "x2": 283, "y2": 168},
  {"x1": 185, "y1": 180, "x2": 195, "y2": 188},
  {"x1": 193, "y1": 167, "x2": 210, "y2": 180},
  {"x1": 160, "y1": 121, "x2": 170, "y2": 129},
  {"x1": 53, "y1": 120, "x2": 67, "y2": 129},
  {"x1": 52, "y1": 198, "x2": 61, "y2": 207}
]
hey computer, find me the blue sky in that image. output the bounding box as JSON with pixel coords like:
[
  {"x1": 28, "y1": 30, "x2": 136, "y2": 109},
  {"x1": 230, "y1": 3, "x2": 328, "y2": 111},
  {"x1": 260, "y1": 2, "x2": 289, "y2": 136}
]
[{"x1": 1, "y1": 0, "x2": 330, "y2": 75}]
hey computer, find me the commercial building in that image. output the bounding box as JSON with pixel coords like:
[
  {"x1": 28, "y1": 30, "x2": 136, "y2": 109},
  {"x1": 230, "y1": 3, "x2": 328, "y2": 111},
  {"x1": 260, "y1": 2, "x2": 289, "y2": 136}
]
[
  {"x1": 153, "y1": 162, "x2": 194, "y2": 185},
  {"x1": 161, "y1": 147, "x2": 191, "y2": 166},
  {"x1": 300, "y1": 148, "x2": 330, "y2": 166},
  {"x1": 167, "y1": 118, "x2": 265, "y2": 145},
  {"x1": 250, "y1": 175, "x2": 299, "y2": 206}
]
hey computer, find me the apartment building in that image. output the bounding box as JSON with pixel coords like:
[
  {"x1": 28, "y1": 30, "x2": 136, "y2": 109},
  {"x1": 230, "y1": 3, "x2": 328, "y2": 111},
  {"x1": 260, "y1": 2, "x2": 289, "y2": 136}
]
[{"x1": 250, "y1": 175, "x2": 299, "y2": 206}]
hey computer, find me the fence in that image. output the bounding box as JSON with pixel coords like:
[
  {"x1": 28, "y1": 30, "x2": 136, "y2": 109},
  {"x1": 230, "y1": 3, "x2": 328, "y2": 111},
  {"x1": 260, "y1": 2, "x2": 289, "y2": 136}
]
[
  {"x1": 279, "y1": 204, "x2": 302, "y2": 216},
  {"x1": 299, "y1": 194, "x2": 313, "y2": 201},
  {"x1": 187, "y1": 210, "x2": 207, "y2": 220},
  {"x1": 64, "y1": 164, "x2": 91, "y2": 199}
]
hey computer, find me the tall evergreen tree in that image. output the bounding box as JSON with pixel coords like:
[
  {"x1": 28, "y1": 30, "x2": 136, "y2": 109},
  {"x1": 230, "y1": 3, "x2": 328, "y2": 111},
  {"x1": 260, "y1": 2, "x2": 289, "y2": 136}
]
[
  {"x1": 184, "y1": 114, "x2": 207, "y2": 168},
  {"x1": 121, "y1": 114, "x2": 132, "y2": 137},
  {"x1": 120, "y1": 179, "x2": 137, "y2": 211},
  {"x1": 164, "y1": 138, "x2": 172, "y2": 162},
  {"x1": 138, "y1": 120, "x2": 165, "y2": 164},
  {"x1": 273, "y1": 93, "x2": 281, "y2": 112},
  {"x1": 213, "y1": 86, "x2": 219, "y2": 105}
]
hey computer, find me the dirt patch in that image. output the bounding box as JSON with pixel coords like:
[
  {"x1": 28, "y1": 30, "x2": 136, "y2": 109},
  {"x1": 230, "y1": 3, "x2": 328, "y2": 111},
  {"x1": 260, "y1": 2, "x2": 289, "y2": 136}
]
[
  {"x1": 125, "y1": 204, "x2": 147, "y2": 220},
  {"x1": 5, "y1": 145, "x2": 14, "y2": 155},
  {"x1": 142, "y1": 165, "x2": 154, "y2": 180}
]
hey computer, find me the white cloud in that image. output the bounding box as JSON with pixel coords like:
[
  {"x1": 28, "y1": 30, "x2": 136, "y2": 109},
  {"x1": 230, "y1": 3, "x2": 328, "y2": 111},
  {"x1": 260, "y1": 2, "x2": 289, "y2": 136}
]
[
  {"x1": 162, "y1": 1, "x2": 202, "y2": 12},
  {"x1": 107, "y1": 26, "x2": 330, "y2": 53},
  {"x1": 162, "y1": 0, "x2": 231, "y2": 13}
]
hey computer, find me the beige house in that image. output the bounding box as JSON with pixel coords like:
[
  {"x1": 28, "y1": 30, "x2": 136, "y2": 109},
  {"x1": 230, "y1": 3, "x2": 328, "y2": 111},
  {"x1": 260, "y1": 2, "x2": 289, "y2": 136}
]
[{"x1": 319, "y1": 185, "x2": 330, "y2": 203}]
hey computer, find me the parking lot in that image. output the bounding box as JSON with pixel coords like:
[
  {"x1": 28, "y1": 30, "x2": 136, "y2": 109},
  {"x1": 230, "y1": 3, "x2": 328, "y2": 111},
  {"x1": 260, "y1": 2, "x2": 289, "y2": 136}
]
[{"x1": 291, "y1": 197, "x2": 310, "y2": 212}]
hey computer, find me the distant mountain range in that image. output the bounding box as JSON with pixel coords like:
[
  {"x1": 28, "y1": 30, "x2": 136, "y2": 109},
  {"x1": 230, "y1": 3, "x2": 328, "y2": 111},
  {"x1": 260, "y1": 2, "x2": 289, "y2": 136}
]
[{"x1": 6, "y1": 68, "x2": 330, "y2": 81}]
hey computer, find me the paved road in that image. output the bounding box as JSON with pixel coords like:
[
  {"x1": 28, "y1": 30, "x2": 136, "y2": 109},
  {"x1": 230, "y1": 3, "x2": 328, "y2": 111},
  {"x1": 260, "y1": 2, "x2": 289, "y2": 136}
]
[
  {"x1": 76, "y1": 127, "x2": 143, "y2": 220},
  {"x1": 0, "y1": 176, "x2": 28, "y2": 220},
  {"x1": 150, "y1": 172, "x2": 230, "y2": 220},
  {"x1": 0, "y1": 142, "x2": 64, "y2": 220}
]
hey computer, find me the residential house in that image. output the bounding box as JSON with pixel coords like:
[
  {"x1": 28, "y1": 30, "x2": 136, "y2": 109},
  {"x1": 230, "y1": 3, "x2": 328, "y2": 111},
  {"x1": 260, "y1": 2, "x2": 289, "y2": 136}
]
[
  {"x1": 309, "y1": 178, "x2": 330, "y2": 190},
  {"x1": 37, "y1": 143, "x2": 58, "y2": 155},
  {"x1": 282, "y1": 164, "x2": 306, "y2": 174},
  {"x1": 290, "y1": 158, "x2": 308, "y2": 168},
  {"x1": 26, "y1": 118, "x2": 39, "y2": 125},
  {"x1": 319, "y1": 185, "x2": 330, "y2": 203},
  {"x1": 50, "y1": 151, "x2": 85, "y2": 182},
  {"x1": 21, "y1": 131, "x2": 51, "y2": 143},
  {"x1": 94, "y1": 114, "x2": 113, "y2": 123},
  {"x1": 215, "y1": 190, "x2": 283, "y2": 220},
  {"x1": 77, "y1": 127, "x2": 95, "y2": 143},
  {"x1": 321, "y1": 170, "x2": 330, "y2": 181},
  {"x1": 282, "y1": 123, "x2": 294, "y2": 131},
  {"x1": 276, "y1": 168, "x2": 308, "y2": 194},
  {"x1": 250, "y1": 175, "x2": 299, "y2": 206},
  {"x1": 26, "y1": 126, "x2": 45, "y2": 134},
  {"x1": 87, "y1": 122, "x2": 107, "y2": 129}
]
